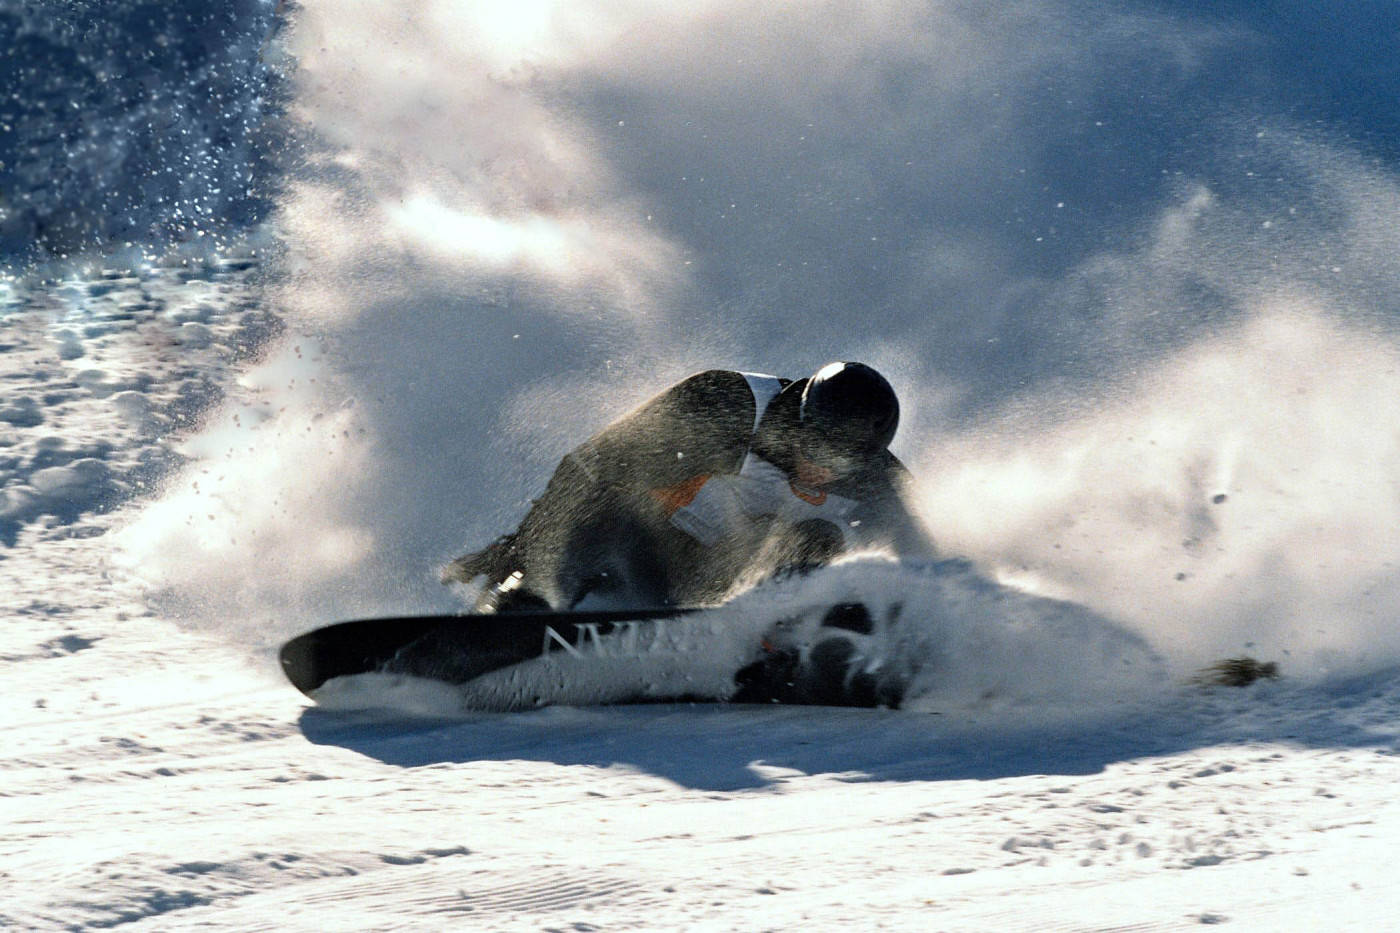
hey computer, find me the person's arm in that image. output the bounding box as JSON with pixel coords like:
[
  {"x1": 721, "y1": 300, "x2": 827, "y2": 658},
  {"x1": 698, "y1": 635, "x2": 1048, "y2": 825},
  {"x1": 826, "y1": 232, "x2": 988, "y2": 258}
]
[{"x1": 848, "y1": 455, "x2": 938, "y2": 559}]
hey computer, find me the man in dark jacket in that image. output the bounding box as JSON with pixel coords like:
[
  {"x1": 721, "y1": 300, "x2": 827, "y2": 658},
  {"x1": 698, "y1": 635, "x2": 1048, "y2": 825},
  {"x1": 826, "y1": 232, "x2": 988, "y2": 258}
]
[{"x1": 443, "y1": 362, "x2": 935, "y2": 611}]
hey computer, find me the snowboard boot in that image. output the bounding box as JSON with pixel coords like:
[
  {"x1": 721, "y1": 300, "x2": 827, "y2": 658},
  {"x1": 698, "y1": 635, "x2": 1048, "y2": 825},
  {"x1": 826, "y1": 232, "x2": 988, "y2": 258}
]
[
  {"x1": 442, "y1": 532, "x2": 520, "y2": 585},
  {"x1": 733, "y1": 603, "x2": 902, "y2": 708},
  {"x1": 732, "y1": 640, "x2": 802, "y2": 703},
  {"x1": 762, "y1": 519, "x2": 846, "y2": 584},
  {"x1": 793, "y1": 603, "x2": 882, "y2": 707}
]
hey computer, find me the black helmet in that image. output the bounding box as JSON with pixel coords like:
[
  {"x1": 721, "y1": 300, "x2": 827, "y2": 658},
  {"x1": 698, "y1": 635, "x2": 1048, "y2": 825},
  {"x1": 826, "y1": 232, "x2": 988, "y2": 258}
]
[{"x1": 797, "y1": 362, "x2": 899, "y2": 469}]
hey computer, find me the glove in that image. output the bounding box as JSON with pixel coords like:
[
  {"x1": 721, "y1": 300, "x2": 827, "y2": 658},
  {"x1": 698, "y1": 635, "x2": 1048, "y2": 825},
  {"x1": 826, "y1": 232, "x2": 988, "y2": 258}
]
[{"x1": 441, "y1": 532, "x2": 520, "y2": 584}]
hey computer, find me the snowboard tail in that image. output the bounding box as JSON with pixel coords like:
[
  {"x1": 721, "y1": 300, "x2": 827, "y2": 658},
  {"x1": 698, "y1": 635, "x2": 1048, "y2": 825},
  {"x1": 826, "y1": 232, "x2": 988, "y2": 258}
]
[{"x1": 279, "y1": 607, "x2": 698, "y2": 699}]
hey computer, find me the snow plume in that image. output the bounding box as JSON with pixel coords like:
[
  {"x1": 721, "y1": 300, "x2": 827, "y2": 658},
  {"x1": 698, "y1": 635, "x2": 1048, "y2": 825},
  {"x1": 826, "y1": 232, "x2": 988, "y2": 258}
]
[
  {"x1": 115, "y1": 340, "x2": 378, "y2": 626},
  {"x1": 920, "y1": 305, "x2": 1400, "y2": 681},
  {"x1": 917, "y1": 151, "x2": 1400, "y2": 680},
  {"x1": 116, "y1": 0, "x2": 1400, "y2": 691}
]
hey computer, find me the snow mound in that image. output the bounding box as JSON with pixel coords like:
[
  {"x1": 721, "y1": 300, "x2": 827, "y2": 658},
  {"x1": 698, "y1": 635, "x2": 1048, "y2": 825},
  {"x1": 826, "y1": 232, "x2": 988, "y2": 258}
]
[{"x1": 721, "y1": 555, "x2": 1169, "y2": 724}]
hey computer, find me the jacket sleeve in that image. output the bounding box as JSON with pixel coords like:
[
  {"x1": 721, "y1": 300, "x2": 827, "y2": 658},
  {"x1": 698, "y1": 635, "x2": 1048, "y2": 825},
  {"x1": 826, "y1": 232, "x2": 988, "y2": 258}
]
[{"x1": 563, "y1": 370, "x2": 757, "y2": 491}]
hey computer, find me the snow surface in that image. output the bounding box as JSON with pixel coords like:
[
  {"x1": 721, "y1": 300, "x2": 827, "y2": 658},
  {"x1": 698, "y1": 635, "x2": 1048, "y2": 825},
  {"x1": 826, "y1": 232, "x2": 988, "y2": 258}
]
[{"x1": 8, "y1": 0, "x2": 1400, "y2": 929}]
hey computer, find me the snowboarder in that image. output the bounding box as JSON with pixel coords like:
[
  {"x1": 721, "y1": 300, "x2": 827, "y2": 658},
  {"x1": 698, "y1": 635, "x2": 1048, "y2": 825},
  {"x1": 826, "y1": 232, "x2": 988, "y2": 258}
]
[{"x1": 443, "y1": 362, "x2": 935, "y2": 613}]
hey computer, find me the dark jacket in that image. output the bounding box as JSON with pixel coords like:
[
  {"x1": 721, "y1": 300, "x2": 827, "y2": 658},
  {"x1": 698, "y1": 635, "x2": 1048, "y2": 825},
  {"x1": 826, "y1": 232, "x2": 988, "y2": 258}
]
[{"x1": 453, "y1": 370, "x2": 935, "y2": 607}]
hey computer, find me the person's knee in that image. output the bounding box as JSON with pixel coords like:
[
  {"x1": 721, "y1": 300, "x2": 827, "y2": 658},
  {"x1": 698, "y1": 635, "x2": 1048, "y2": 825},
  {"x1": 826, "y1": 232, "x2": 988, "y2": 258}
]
[
  {"x1": 771, "y1": 519, "x2": 845, "y2": 575},
  {"x1": 559, "y1": 512, "x2": 672, "y2": 607}
]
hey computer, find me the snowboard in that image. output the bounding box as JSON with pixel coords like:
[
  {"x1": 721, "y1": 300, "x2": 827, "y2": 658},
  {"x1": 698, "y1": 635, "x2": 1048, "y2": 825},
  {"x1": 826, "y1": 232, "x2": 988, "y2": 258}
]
[{"x1": 279, "y1": 601, "x2": 898, "y2": 713}]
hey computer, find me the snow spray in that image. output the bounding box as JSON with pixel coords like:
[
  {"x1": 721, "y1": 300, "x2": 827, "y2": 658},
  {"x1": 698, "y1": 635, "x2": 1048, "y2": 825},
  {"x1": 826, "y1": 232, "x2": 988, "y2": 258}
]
[{"x1": 117, "y1": 1, "x2": 1400, "y2": 690}]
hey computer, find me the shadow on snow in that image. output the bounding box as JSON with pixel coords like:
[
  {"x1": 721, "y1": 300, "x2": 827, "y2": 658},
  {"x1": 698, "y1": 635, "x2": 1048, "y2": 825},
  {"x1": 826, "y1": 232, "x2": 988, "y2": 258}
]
[{"x1": 297, "y1": 667, "x2": 1400, "y2": 792}]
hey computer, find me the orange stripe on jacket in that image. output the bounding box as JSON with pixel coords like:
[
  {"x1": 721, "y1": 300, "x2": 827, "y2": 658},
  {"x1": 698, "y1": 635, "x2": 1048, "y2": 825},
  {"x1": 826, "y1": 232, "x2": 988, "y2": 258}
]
[
  {"x1": 788, "y1": 482, "x2": 827, "y2": 506},
  {"x1": 649, "y1": 474, "x2": 712, "y2": 516}
]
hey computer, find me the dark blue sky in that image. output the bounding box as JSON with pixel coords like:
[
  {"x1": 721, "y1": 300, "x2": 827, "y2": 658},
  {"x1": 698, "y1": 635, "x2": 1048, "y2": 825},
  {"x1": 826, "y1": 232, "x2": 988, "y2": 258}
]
[{"x1": 0, "y1": 1, "x2": 286, "y2": 263}]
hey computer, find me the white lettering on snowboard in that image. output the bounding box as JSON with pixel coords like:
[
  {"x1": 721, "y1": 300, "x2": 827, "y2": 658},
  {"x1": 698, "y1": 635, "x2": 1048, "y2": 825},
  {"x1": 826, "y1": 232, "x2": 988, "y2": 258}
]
[{"x1": 541, "y1": 620, "x2": 659, "y2": 659}]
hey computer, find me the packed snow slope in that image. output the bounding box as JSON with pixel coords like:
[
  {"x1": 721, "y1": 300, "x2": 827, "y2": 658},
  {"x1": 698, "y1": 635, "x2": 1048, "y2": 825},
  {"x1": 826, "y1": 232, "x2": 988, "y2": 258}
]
[{"x1": 6, "y1": 0, "x2": 1400, "y2": 929}]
